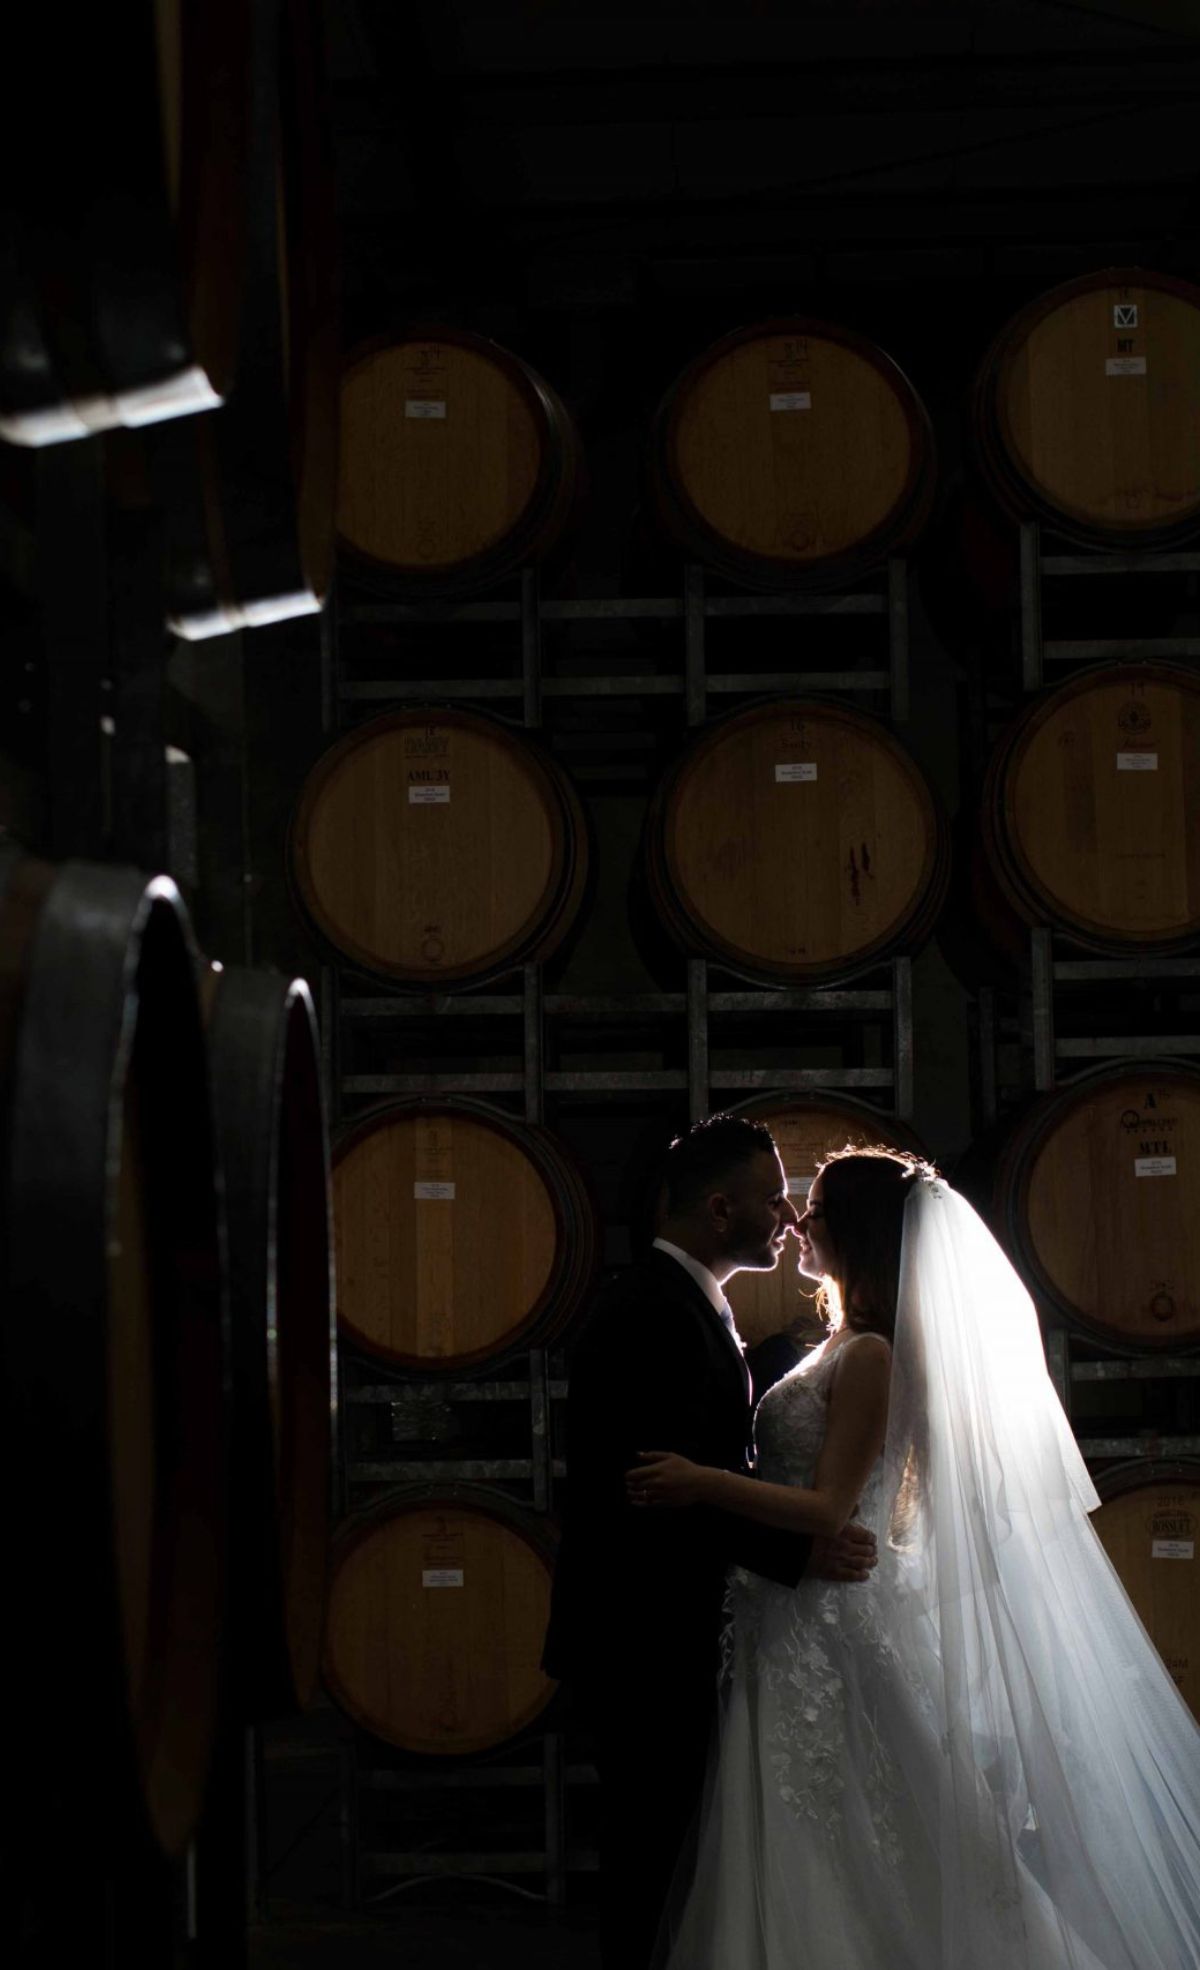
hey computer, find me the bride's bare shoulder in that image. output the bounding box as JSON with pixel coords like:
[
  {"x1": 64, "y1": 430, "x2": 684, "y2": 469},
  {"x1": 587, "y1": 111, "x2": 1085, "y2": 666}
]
[{"x1": 830, "y1": 1331, "x2": 893, "y2": 1381}]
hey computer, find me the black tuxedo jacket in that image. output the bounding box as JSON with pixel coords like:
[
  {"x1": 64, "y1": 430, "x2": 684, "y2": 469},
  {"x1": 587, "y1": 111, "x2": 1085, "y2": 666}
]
[{"x1": 542, "y1": 1251, "x2": 812, "y2": 1689}]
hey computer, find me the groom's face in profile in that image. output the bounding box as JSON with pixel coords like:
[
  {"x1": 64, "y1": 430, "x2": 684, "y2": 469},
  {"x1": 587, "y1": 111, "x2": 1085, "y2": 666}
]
[{"x1": 720, "y1": 1149, "x2": 798, "y2": 1273}]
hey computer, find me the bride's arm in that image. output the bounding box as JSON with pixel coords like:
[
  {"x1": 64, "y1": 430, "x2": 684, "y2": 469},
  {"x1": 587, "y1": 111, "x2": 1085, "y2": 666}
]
[{"x1": 630, "y1": 1335, "x2": 891, "y2": 1537}]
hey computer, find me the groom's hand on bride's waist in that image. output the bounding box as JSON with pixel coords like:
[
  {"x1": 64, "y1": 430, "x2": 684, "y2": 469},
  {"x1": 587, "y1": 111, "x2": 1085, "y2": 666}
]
[{"x1": 808, "y1": 1523, "x2": 877, "y2": 1584}]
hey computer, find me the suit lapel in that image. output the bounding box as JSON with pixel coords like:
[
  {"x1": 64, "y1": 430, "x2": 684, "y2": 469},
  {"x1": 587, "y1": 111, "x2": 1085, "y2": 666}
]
[{"x1": 649, "y1": 1253, "x2": 751, "y2": 1406}]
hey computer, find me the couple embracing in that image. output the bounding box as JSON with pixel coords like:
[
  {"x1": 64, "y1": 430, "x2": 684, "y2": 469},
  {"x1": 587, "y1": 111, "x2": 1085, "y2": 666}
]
[{"x1": 542, "y1": 1113, "x2": 1200, "y2": 1970}]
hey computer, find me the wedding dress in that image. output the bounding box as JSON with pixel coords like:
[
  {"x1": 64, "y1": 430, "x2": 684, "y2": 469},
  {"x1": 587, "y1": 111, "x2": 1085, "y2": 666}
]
[{"x1": 660, "y1": 1181, "x2": 1200, "y2": 1970}]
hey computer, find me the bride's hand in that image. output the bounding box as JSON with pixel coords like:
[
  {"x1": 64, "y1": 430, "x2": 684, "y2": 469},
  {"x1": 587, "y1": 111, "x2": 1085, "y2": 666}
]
[{"x1": 627, "y1": 1450, "x2": 708, "y2": 1508}]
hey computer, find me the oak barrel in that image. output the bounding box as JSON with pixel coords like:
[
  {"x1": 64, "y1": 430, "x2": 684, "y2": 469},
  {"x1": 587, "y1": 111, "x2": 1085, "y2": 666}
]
[
  {"x1": 337, "y1": 330, "x2": 582, "y2": 597},
  {"x1": 203, "y1": 968, "x2": 335, "y2": 1717},
  {"x1": 0, "y1": 0, "x2": 251, "y2": 445},
  {"x1": 1, "y1": 858, "x2": 226, "y2": 1857},
  {"x1": 994, "y1": 1062, "x2": 1200, "y2": 1351},
  {"x1": 725, "y1": 1095, "x2": 928, "y2": 1348},
  {"x1": 290, "y1": 708, "x2": 589, "y2": 989},
  {"x1": 159, "y1": 0, "x2": 339, "y2": 638},
  {"x1": 981, "y1": 662, "x2": 1200, "y2": 955},
  {"x1": 971, "y1": 267, "x2": 1200, "y2": 550},
  {"x1": 649, "y1": 319, "x2": 936, "y2": 590},
  {"x1": 334, "y1": 1098, "x2": 599, "y2": 1373},
  {"x1": 323, "y1": 1488, "x2": 557, "y2": 1755},
  {"x1": 1092, "y1": 1461, "x2": 1200, "y2": 1723},
  {"x1": 644, "y1": 698, "x2": 949, "y2": 984}
]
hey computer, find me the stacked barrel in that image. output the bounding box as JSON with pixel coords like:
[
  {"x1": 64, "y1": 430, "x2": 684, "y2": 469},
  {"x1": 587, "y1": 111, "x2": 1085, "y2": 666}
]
[
  {"x1": 959, "y1": 268, "x2": 1200, "y2": 1720},
  {"x1": 1, "y1": 0, "x2": 338, "y2": 636},
  {"x1": 0, "y1": 856, "x2": 335, "y2": 1907},
  {"x1": 0, "y1": 1, "x2": 342, "y2": 1954},
  {"x1": 310, "y1": 312, "x2": 950, "y2": 1782}
]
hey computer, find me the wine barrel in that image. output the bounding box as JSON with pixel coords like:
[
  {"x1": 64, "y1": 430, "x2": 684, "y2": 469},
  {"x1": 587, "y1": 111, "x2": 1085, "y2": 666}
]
[
  {"x1": 1, "y1": 858, "x2": 226, "y2": 1858},
  {"x1": 0, "y1": 1, "x2": 251, "y2": 445},
  {"x1": 981, "y1": 662, "x2": 1200, "y2": 956},
  {"x1": 994, "y1": 1062, "x2": 1200, "y2": 1352},
  {"x1": 724, "y1": 1096, "x2": 928, "y2": 1348},
  {"x1": 337, "y1": 330, "x2": 582, "y2": 598},
  {"x1": 334, "y1": 1099, "x2": 598, "y2": 1373},
  {"x1": 203, "y1": 967, "x2": 335, "y2": 1717},
  {"x1": 971, "y1": 267, "x2": 1200, "y2": 550},
  {"x1": 1092, "y1": 1462, "x2": 1200, "y2": 1723},
  {"x1": 644, "y1": 698, "x2": 949, "y2": 985},
  {"x1": 323, "y1": 1488, "x2": 557, "y2": 1755},
  {"x1": 290, "y1": 708, "x2": 589, "y2": 989},
  {"x1": 158, "y1": 0, "x2": 338, "y2": 638},
  {"x1": 649, "y1": 319, "x2": 936, "y2": 590}
]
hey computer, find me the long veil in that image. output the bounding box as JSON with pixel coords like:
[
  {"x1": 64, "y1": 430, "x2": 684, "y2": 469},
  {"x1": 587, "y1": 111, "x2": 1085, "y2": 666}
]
[{"x1": 881, "y1": 1178, "x2": 1200, "y2": 1968}]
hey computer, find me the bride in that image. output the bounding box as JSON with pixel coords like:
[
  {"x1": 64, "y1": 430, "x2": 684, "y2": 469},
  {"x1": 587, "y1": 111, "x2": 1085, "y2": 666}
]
[{"x1": 627, "y1": 1147, "x2": 1200, "y2": 1969}]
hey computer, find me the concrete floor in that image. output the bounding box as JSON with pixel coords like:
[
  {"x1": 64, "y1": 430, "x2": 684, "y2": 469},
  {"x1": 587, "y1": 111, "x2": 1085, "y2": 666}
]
[{"x1": 250, "y1": 1906, "x2": 601, "y2": 1969}]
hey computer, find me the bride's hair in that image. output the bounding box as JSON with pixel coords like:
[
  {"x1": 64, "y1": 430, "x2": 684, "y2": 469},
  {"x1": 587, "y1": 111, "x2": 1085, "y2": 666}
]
[{"x1": 814, "y1": 1144, "x2": 939, "y2": 1342}]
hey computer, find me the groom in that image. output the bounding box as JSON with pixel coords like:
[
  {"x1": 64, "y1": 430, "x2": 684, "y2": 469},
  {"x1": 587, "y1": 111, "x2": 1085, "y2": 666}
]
[{"x1": 542, "y1": 1113, "x2": 877, "y2": 1970}]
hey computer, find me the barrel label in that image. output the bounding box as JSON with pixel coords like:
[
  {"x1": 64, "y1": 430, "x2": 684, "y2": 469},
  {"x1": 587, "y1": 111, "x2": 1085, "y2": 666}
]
[
  {"x1": 769, "y1": 391, "x2": 812, "y2": 411},
  {"x1": 1152, "y1": 1539, "x2": 1194, "y2": 1560},
  {"x1": 409, "y1": 784, "x2": 450, "y2": 804},
  {"x1": 422, "y1": 1568, "x2": 464, "y2": 1586},
  {"x1": 1105, "y1": 357, "x2": 1147, "y2": 377},
  {"x1": 787, "y1": 1175, "x2": 813, "y2": 1196},
  {"x1": 1117, "y1": 752, "x2": 1158, "y2": 770},
  {"x1": 414, "y1": 1181, "x2": 456, "y2": 1200},
  {"x1": 1135, "y1": 1156, "x2": 1177, "y2": 1177},
  {"x1": 1114, "y1": 304, "x2": 1139, "y2": 329},
  {"x1": 405, "y1": 399, "x2": 447, "y2": 419},
  {"x1": 775, "y1": 763, "x2": 818, "y2": 783}
]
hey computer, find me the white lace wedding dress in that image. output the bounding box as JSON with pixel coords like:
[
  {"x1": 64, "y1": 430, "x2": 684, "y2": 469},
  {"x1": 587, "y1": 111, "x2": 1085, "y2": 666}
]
[{"x1": 660, "y1": 1330, "x2": 1200, "y2": 1970}]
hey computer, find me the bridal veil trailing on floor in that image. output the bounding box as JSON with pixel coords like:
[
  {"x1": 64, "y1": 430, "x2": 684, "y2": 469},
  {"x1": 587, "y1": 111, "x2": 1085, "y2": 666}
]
[{"x1": 659, "y1": 1180, "x2": 1200, "y2": 1970}]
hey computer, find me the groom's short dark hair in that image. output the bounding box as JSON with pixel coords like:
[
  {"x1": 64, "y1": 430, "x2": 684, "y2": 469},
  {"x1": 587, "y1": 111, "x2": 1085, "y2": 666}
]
[{"x1": 663, "y1": 1113, "x2": 777, "y2": 1215}]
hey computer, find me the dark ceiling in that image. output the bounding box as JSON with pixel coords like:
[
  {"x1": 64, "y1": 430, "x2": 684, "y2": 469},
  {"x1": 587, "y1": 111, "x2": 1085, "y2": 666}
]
[{"x1": 323, "y1": 0, "x2": 1200, "y2": 331}]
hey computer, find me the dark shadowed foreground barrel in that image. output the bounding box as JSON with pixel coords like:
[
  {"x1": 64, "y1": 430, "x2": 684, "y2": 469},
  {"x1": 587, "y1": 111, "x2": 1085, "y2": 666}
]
[
  {"x1": 981, "y1": 662, "x2": 1200, "y2": 955},
  {"x1": 337, "y1": 330, "x2": 582, "y2": 597},
  {"x1": 1093, "y1": 1462, "x2": 1200, "y2": 1722},
  {"x1": 290, "y1": 708, "x2": 589, "y2": 988},
  {"x1": 726, "y1": 1096, "x2": 928, "y2": 1348},
  {"x1": 649, "y1": 319, "x2": 936, "y2": 589},
  {"x1": 0, "y1": 1, "x2": 251, "y2": 445},
  {"x1": 971, "y1": 267, "x2": 1200, "y2": 550},
  {"x1": 323, "y1": 1489, "x2": 557, "y2": 1754},
  {"x1": 644, "y1": 698, "x2": 948, "y2": 984},
  {"x1": 1, "y1": 856, "x2": 225, "y2": 1858},
  {"x1": 333, "y1": 1098, "x2": 598, "y2": 1373},
  {"x1": 203, "y1": 967, "x2": 335, "y2": 1717},
  {"x1": 158, "y1": 0, "x2": 339, "y2": 638},
  {"x1": 994, "y1": 1063, "x2": 1200, "y2": 1351}
]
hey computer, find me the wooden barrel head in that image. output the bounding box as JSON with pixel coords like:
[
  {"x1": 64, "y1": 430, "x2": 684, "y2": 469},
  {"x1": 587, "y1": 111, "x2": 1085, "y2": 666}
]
[
  {"x1": 726, "y1": 1097, "x2": 927, "y2": 1347},
  {"x1": 974, "y1": 269, "x2": 1200, "y2": 549},
  {"x1": 337, "y1": 331, "x2": 580, "y2": 595},
  {"x1": 290, "y1": 709, "x2": 586, "y2": 987},
  {"x1": 998, "y1": 1065, "x2": 1200, "y2": 1350},
  {"x1": 1092, "y1": 1464, "x2": 1200, "y2": 1722},
  {"x1": 323, "y1": 1496, "x2": 556, "y2": 1755},
  {"x1": 983, "y1": 663, "x2": 1200, "y2": 953},
  {"x1": 648, "y1": 699, "x2": 947, "y2": 983},
  {"x1": 335, "y1": 1104, "x2": 574, "y2": 1371},
  {"x1": 651, "y1": 320, "x2": 935, "y2": 588}
]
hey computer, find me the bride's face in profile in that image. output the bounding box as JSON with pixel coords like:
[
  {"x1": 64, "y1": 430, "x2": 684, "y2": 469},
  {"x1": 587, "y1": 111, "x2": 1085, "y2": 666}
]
[{"x1": 794, "y1": 1172, "x2": 834, "y2": 1282}]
